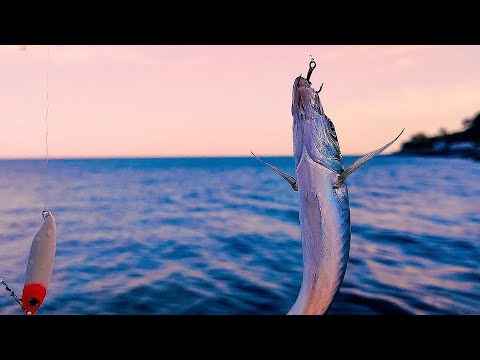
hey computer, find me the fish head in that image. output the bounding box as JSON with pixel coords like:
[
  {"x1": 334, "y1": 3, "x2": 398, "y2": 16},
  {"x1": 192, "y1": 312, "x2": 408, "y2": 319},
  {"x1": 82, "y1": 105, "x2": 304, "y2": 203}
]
[
  {"x1": 22, "y1": 283, "x2": 47, "y2": 315},
  {"x1": 291, "y1": 76, "x2": 343, "y2": 173}
]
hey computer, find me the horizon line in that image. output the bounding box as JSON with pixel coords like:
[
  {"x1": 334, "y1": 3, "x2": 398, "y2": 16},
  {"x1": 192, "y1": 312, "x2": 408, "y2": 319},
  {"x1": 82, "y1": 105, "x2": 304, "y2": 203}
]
[{"x1": 1, "y1": 153, "x2": 400, "y2": 161}]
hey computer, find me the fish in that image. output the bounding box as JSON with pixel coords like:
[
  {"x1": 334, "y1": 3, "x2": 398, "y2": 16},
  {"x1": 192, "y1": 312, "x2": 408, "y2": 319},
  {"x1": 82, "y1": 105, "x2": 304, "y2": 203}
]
[
  {"x1": 252, "y1": 59, "x2": 403, "y2": 314},
  {"x1": 21, "y1": 210, "x2": 56, "y2": 315}
]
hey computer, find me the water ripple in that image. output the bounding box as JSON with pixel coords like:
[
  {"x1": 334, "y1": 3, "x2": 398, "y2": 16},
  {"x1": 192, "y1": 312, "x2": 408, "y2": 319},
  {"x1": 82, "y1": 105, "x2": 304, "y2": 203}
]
[{"x1": 0, "y1": 156, "x2": 478, "y2": 314}]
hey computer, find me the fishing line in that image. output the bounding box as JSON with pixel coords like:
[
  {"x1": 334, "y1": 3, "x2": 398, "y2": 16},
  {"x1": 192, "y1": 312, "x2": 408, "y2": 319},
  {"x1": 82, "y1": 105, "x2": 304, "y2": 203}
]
[
  {"x1": 44, "y1": 46, "x2": 50, "y2": 212},
  {"x1": 18, "y1": 45, "x2": 58, "y2": 315},
  {"x1": 0, "y1": 46, "x2": 55, "y2": 315},
  {"x1": 0, "y1": 277, "x2": 28, "y2": 313}
]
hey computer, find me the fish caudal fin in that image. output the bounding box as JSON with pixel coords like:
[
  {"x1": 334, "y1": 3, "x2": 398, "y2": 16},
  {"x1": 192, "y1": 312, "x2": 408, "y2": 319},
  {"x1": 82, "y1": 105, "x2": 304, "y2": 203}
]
[
  {"x1": 250, "y1": 151, "x2": 298, "y2": 191},
  {"x1": 334, "y1": 129, "x2": 405, "y2": 188}
]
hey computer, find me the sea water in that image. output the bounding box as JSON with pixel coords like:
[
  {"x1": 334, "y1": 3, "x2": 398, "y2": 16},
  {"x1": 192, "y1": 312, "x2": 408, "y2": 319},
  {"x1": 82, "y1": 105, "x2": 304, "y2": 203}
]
[{"x1": 0, "y1": 156, "x2": 478, "y2": 314}]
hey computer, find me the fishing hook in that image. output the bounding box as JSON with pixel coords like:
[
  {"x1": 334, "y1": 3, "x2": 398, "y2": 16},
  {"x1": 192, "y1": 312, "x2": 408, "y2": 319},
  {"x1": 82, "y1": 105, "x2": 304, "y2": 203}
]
[
  {"x1": 306, "y1": 57, "x2": 316, "y2": 82},
  {"x1": 316, "y1": 83, "x2": 324, "y2": 93},
  {"x1": 42, "y1": 209, "x2": 51, "y2": 219}
]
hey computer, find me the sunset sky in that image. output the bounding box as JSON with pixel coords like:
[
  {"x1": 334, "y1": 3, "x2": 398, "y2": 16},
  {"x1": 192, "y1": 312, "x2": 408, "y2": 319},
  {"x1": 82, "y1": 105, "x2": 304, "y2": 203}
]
[{"x1": 1, "y1": 45, "x2": 479, "y2": 159}]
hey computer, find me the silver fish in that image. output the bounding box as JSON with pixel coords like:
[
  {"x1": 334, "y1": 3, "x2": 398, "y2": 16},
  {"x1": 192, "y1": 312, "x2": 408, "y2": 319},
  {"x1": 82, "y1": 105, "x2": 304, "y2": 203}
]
[{"x1": 252, "y1": 59, "x2": 403, "y2": 315}]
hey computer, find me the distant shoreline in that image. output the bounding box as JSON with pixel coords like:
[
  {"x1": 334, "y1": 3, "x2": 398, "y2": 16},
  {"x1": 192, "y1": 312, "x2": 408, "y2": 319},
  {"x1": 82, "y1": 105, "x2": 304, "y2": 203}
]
[
  {"x1": 1, "y1": 152, "x2": 476, "y2": 161},
  {"x1": 397, "y1": 112, "x2": 480, "y2": 162},
  {"x1": 395, "y1": 150, "x2": 480, "y2": 161},
  {"x1": 0, "y1": 154, "x2": 393, "y2": 161}
]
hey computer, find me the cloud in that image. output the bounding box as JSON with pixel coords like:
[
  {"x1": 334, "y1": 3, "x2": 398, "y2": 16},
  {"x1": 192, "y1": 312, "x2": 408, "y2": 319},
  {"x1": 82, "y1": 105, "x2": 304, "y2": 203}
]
[
  {"x1": 0, "y1": 45, "x2": 156, "y2": 66},
  {"x1": 311, "y1": 45, "x2": 432, "y2": 68},
  {"x1": 395, "y1": 57, "x2": 415, "y2": 68},
  {"x1": 51, "y1": 46, "x2": 157, "y2": 66},
  {"x1": 0, "y1": 45, "x2": 23, "y2": 54},
  {"x1": 384, "y1": 45, "x2": 434, "y2": 56}
]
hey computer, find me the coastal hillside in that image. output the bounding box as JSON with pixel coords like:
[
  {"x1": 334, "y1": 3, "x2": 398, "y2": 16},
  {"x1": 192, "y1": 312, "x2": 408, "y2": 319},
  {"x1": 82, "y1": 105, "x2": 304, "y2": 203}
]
[{"x1": 398, "y1": 112, "x2": 480, "y2": 160}]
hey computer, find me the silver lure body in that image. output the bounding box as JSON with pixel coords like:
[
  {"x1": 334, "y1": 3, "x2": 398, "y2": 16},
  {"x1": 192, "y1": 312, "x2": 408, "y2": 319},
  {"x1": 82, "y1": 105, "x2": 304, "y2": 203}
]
[{"x1": 288, "y1": 77, "x2": 350, "y2": 315}]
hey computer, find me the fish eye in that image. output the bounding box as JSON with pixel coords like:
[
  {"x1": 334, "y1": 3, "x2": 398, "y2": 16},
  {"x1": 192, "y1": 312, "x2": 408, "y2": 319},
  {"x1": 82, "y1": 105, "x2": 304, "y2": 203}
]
[{"x1": 28, "y1": 297, "x2": 39, "y2": 307}]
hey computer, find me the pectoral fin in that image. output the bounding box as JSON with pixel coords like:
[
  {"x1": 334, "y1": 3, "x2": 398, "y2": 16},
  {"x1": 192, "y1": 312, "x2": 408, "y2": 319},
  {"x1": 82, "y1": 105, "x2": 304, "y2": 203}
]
[
  {"x1": 250, "y1": 151, "x2": 298, "y2": 191},
  {"x1": 334, "y1": 129, "x2": 404, "y2": 188}
]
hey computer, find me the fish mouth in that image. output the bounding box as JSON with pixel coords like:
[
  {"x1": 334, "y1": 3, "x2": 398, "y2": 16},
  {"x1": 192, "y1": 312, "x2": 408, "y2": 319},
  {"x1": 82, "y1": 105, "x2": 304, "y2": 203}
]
[
  {"x1": 294, "y1": 76, "x2": 311, "y2": 88},
  {"x1": 292, "y1": 76, "x2": 323, "y2": 119},
  {"x1": 293, "y1": 76, "x2": 312, "y2": 95},
  {"x1": 292, "y1": 75, "x2": 342, "y2": 174},
  {"x1": 292, "y1": 76, "x2": 313, "y2": 115}
]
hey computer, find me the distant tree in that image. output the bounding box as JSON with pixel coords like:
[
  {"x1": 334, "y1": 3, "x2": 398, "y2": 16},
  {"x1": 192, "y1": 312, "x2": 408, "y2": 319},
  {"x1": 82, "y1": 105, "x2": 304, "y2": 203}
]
[
  {"x1": 438, "y1": 128, "x2": 449, "y2": 137},
  {"x1": 410, "y1": 132, "x2": 429, "y2": 145},
  {"x1": 471, "y1": 113, "x2": 480, "y2": 130},
  {"x1": 465, "y1": 112, "x2": 480, "y2": 141},
  {"x1": 463, "y1": 118, "x2": 473, "y2": 130},
  {"x1": 400, "y1": 111, "x2": 480, "y2": 151}
]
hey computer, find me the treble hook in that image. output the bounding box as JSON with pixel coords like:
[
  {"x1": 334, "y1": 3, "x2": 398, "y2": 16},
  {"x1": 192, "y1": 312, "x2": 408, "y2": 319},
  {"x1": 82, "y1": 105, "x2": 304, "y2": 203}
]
[{"x1": 306, "y1": 56, "x2": 316, "y2": 82}]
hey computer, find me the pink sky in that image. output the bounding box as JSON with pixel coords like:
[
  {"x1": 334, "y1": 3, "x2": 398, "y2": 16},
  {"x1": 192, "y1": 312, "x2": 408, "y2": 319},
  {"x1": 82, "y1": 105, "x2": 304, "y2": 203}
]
[{"x1": 1, "y1": 45, "x2": 479, "y2": 158}]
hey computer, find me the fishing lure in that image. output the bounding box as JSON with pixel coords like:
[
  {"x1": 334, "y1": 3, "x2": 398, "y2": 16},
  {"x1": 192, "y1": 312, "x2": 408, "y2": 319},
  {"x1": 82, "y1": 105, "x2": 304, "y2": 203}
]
[
  {"x1": 253, "y1": 58, "x2": 403, "y2": 314},
  {"x1": 21, "y1": 210, "x2": 57, "y2": 314},
  {"x1": 1, "y1": 46, "x2": 56, "y2": 315},
  {"x1": 1, "y1": 210, "x2": 56, "y2": 315}
]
